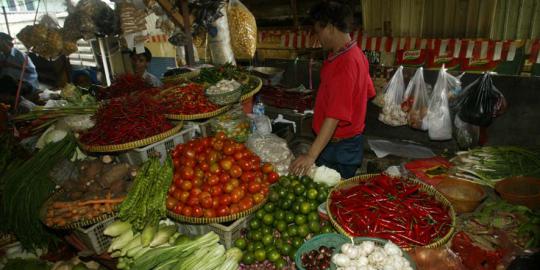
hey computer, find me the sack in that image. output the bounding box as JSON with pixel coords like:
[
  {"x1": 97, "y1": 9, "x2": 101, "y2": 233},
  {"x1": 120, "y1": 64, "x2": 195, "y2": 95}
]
[
  {"x1": 208, "y1": 5, "x2": 236, "y2": 65},
  {"x1": 453, "y1": 115, "x2": 479, "y2": 150},
  {"x1": 458, "y1": 73, "x2": 506, "y2": 127},
  {"x1": 227, "y1": 0, "x2": 257, "y2": 59},
  {"x1": 402, "y1": 68, "x2": 429, "y2": 130},
  {"x1": 427, "y1": 68, "x2": 454, "y2": 140},
  {"x1": 378, "y1": 66, "x2": 408, "y2": 126}
]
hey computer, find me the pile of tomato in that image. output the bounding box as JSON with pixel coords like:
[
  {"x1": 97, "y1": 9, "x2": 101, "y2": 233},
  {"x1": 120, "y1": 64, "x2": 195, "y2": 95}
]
[{"x1": 166, "y1": 132, "x2": 280, "y2": 218}]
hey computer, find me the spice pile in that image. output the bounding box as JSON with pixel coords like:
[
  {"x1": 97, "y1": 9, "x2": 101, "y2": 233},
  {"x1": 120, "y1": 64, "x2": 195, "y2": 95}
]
[
  {"x1": 159, "y1": 83, "x2": 221, "y2": 115},
  {"x1": 329, "y1": 175, "x2": 453, "y2": 247}
]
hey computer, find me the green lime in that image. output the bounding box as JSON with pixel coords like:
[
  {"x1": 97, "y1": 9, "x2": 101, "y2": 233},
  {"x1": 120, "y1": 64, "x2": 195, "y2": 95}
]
[
  {"x1": 234, "y1": 238, "x2": 247, "y2": 250},
  {"x1": 265, "y1": 245, "x2": 277, "y2": 255},
  {"x1": 253, "y1": 241, "x2": 264, "y2": 251},
  {"x1": 287, "y1": 226, "x2": 298, "y2": 237},
  {"x1": 267, "y1": 250, "x2": 281, "y2": 262},
  {"x1": 262, "y1": 214, "x2": 274, "y2": 225},
  {"x1": 261, "y1": 226, "x2": 272, "y2": 235},
  {"x1": 269, "y1": 191, "x2": 280, "y2": 202},
  {"x1": 285, "y1": 212, "x2": 295, "y2": 223},
  {"x1": 300, "y1": 175, "x2": 312, "y2": 185},
  {"x1": 300, "y1": 202, "x2": 312, "y2": 214},
  {"x1": 251, "y1": 230, "x2": 263, "y2": 241},
  {"x1": 309, "y1": 221, "x2": 321, "y2": 233},
  {"x1": 281, "y1": 231, "x2": 290, "y2": 239},
  {"x1": 292, "y1": 237, "x2": 303, "y2": 248},
  {"x1": 295, "y1": 197, "x2": 306, "y2": 204},
  {"x1": 246, "y1": 242, "x2": 255, "y2": 252},
  {"x1": 286, "y1": 192, "x2": 295, "y2": 201},
  {"x1": 242, "y1": 252, "x2": 255, "y2": 264},
  {"x1": 309, "y1": 201, "x2": 318, "y2": 212},
  {"x1": 249, "y1": 218, "x2": 261, "y2": 230},
  {"x1": 278, "y1": 189, "x2": 287, "y2": 198},
  {"x1": 317, "y1": 189, "x2": 329, "y2": 203},
  {"x1": 254, "y1": 249, "x2": 266, "y2": 262},
  {"x1": 291, "y1": 180, "x2": 301, "y2": 187},
  {"x1": 262, "y1": 233, "x2": 274, "y2": 246},
  {"x1": 306, "y1": 188, "x2": 318, "y2": 200},
  {"x1": 292, "y1": 204, "x2": 301, "y2": 213},
  {"x1": 280, "y1": 243, "x2": 292, "y2": 256},
  {"x1": 280, "y1": 176, "x2": 291, "y2": 187},
  {"x1": 280, "y1": 199, "x2": 292, "y2": 210},
  {"x1": 297, "y1": 224, "x2": 310, "y2": 237},
  {"x1": 295, "y1": 215, "x2": 307, "y2": 225},
  {"x1": 307, "y1": 182, "x2": 317, "y2": 190},
  {"x1": 321, "y1": 225, "x2": 334, "y2": 233},
  {"x1": 255, "y1": 210, "x2": 265, "y2": 220},
  {"x1": 275, "y1": 258, "x2": 287, "y2": 269},
  {"x1": 264, "y1": 202, "x2": 275, "y2": 212},
  {"x1": 308, "y1": 212, "x2": 319, "y2": 222},
  {"x1": 275, "y1": 238, "x2": 284, "y2": 250},
  {"x1": 275, "y1": 220, "x2": 288, "y2": 232},
  {"x1": 274, "y1": 210, "x2": 285, "y2": 220}
]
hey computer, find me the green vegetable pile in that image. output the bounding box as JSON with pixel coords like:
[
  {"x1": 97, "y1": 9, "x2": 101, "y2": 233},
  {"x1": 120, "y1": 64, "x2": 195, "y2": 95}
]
[
  {"x1": 194, "y1": 64, "x2": 246, "y2": 85},
  {"x1": 118, "y1": 157, "x2": 173, "y2": 241},
  {"x1": 0, "y1": 135, "x2": 77, "y2": 250}
]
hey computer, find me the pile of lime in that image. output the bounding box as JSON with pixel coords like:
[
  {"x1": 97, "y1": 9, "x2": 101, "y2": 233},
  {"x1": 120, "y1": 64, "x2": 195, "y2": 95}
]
[{"x1": 235, "y1": 175, "x2": 335, "y2": 269}]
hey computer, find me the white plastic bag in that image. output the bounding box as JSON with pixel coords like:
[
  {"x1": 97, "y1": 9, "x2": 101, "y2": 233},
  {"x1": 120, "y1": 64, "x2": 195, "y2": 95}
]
[
  {"x1": 402, "y1": 68, "x2": 430, "y2": 130},
  {"x1": 427, "y1": 68, "x2": 454, "y2": 140},
  {"x1": 247, "y1": 133, "x2": 293, "y2": 176},
  {"x1": 208, "y1": 5, "x2": 236, "y2": 65},
  {"x1": 378, "y1": 66, "x2": 407, "y2": 126}
]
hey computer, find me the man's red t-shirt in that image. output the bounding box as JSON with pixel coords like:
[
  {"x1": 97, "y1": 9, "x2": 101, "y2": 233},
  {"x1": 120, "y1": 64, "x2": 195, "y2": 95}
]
[{"x1": 312, "y1": 42, "x2": 376, "y2": 138}]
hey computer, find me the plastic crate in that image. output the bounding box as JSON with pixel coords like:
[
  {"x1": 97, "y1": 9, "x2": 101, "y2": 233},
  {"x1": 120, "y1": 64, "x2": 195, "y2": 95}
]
[
  {"x1": 176, "y1": 215, "x2": 252, "y2": 249},
  {"x1": 73, "y1": 216, "x2": 116, "y2": 255}
]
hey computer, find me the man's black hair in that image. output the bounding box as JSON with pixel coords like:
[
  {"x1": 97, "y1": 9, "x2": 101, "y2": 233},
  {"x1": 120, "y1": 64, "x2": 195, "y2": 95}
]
[
  {"x1": 129, "y1": 47, "x2": 152, "y2": 62},
  {"x1": 0, "y1": 32, "x2": 13, "y2": 42},
  {"x1": 308, "y1": 1, "x2": 354, "y2": 33}
]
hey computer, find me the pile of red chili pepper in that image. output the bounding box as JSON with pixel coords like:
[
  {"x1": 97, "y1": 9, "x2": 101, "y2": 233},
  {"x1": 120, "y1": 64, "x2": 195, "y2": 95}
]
[
  {"x1": 329, "y1": 174, "x2": 453, "y2": 248},
  {"x1": 97, "y1": 74, "x2": 153, "y2": 100},
  {"x1": 159, "y1": 83, "x2": 220, "y2": 115},
  {"x1": 80, "y1": 95, "x2": 174, "y2": 145}
]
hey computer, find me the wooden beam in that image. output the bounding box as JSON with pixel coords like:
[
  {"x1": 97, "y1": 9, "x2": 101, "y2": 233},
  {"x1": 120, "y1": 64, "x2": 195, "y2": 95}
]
[
  {"x1": 290, "y1": 0, "x2": 299, "y2": 28},
  {"x1": 179, "y1": 0, "x2": 195, "y2": 65},
  {"x1": 154, "y1": 0, "x2": 184, "y2": 27}
]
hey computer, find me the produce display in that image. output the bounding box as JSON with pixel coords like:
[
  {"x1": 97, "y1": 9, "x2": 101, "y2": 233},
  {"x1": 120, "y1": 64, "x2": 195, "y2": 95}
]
[
  {"x1": 331, "y1": 241, "x2": 413, "y2": 270},
  {"x1": 211, "y1": 107, "x2": 251, "y2": 143},
  {"x1": 194, "y1": 65, "x2": 248, "y2": 85},
  {"x1": 158, "y1": 83, "x2": 221, "y2": 115},
  {"x1": 0, "y1": 135, "x2": 77, "y2": 250},
  {"x1": 449, "y1": 146, "x2": 540, "y2": 187},
  {"x1": 300, "y1": 246, "x2": 333, "y2": 270},
  {"x1": 97, "y1": 74, "x2": 155, "y2": 100},
  {"x1": 45, "y1": 196, "x2": 124, "y2": 228},
  {"x1": 236, "y1": 175, "x2": 333, "y2": 269},
  {"x1": 79, "y1": 95, "x2": 174, "y2": 146},
  {"x1": 206, "y1": 79, "x2": 242, "y2": 95},
  {"x1": 329, "y1": 175, "x2": 453, "y2": 247},
  {"x1": 167, "y1": 133, "x2": 278, "y2": 219},
  {"x1": 404, "y1": 157, "x2": 453, "y2": 186},
  {"x1": 104, "y1": 222, "x2": 241, "y2": 270},
  {"x1": 118, "y1": 158, "x2": 173, "y2": 240}
]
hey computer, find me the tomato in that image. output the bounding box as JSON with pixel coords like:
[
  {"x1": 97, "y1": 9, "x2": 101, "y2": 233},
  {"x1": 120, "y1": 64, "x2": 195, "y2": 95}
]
[
  {"x1": 191, "y1": 187, "x2": 202, "y2": 196},
  {"x1": 240, "y1": 184, "x2": 247, "y2": 193},
  {"x1": 166, "y1": 197, "x2": 177, "y2": 210},
  {"x1": 230, "y1": 178, "x2": 240, "y2": 188},
  {"x1": 180, "y1": 166, "x2": 195, "y2": 180},
  {"x1": 253, "y1": 192, "x2": 265, "y2": 204},
  {"x1": 201, "y1": 196, "x2": 213, "y2": 209},
  {"x1": 184, "y1": 158, "x2": 196, "y2": 168},
  {"x1": 207, "y1": 174, "x2": 220, "y2": 186},
  {"x1": 187, "y1": 195, "x2": 200, "y2": 206},
  {"x1": 219, "y1": 194, "x2": 232, "y2": 206},
  {"x1": 233, "y1": 151, "x2": 244, "y2": 161},
  {"x1": 267, "y1": 172, "x2": 279, "y2": 184},
  {"x1": 173, "y1": 176, "x2": 183, "y2": 188},
  {"x1": 172, "y1": 189, "x2": 183, "y2": 200},
  {"x1": 215, "y1": 132, "x2": 227, "y2": 140},
  {"x1": 194, "y1": 168, "x2": 205, "y2": 179},
  {"x1": 241, "y1": 171, "x2": 255, "y2": 182},
  {"x1": 212, "y1": 199, "x2": 220, "y2": 209},
  {"x1": 168, "y1": 185, "x2": 177, "y2": 195},
  {"x1": 249, "y1": 156, "x2": 261, "y2": 170},
  {"x1": 261, "y1": 185, "x2": 270, "y2": 196},
  {"x1": 212, "y1": 140, "x2": 224, "y2": 151},
  {"x1": 196, "y1": 154, "x2": 206, "y2": 163},
  {"x1": 238, "y1": 159, "x2": 251, "y2": 171},
  {"x1": 171, "y1": 149, "x2": 180, "y2": 159},
  {"x1": 199, "y1": 191, "x2": 211, "y2": 199},
  {"x1": 219, "y1": 173, "x2": 231, "y2": 184},
  {"x1": 248, "y1": 182, "x2": 261, "y2": 193},
  {"x1": 239, "y1": 197, "x2": 254, "y2": 211},
  {"x1": 229, "y1": 204, "x2": 241, "y2": 215},
  {"x1": 262, "y1": 163, "x2": 274, "y2": 174},
  {"x1": 201, "y1": 184, "x2": 212, "y2": 193},
  {"x1": 173, "y1": 158, "x2": 182, "y2": 168},
  {"x1": 233, "y1": 142, "x2": 245, "y2": 152},
  {"x1": 231, "y1": 187, "x2": 245, "y2": 203},
  {"x1": 181, "y1": 206, "x2": 193, "y2": 217},
  {"x1": 216, "y1": 205, "x2": 230, "y2": 217},
  {"x1": 207, "y1": 150, "x2": 220, "y2": 164},
  {"x1": 184, "y1": 149, "x2": 196, "y2": 159},
  {"x1": 199, "y1": 162, "x2": 210, "y2": 172},
  {"x1": 204, "y1": 208, "x2": 216, "y2": 218},
  {"x1": 209, "y1": 163, "x2": 221, "y2": 174},
  {"x1": 210, "y1": 186, "x2": 223, "y2": 197},
  {"x1": 223, "y1": 144, "x2": 235, "y2": 156},
  {"x1": 173, "y1": 204, "x2": 183, "y2": 214},
  {"x1": 254, "y1": 171, "x2": 264, "y2": 181},
  {"x1": 230, "y1": 165, "x2": 242, "y2": 178},
  {"x1": 224, "y1": 182, "x2": 235, "y2": 193},
  {"x1": 180, "y1": 180, "x2": 193, "y2": 191},
  {"x1": 201, "y1": 137, "x2": 211, "y2": 147},
  {"x1": 192, "y1": 206, "x2": 204, "y2": 217},
  {"x1": 179, "y1": 191, "x2": 190, "y2": 203},
  {"x1": 219, "y1": 158, "x2": 233, "y2": 171}
]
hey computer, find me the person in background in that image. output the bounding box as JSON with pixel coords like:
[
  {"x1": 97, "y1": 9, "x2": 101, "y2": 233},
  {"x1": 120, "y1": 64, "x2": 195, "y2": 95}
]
[
  {"x1": 289, "y1": 1, "x2": 375, "y2": 179},
  {"x1": 130, "y1": 47, "x2": 163, "y2": 87},
  {"x1": 0, "y1": 32, "x2": 39, "y2": 91}
]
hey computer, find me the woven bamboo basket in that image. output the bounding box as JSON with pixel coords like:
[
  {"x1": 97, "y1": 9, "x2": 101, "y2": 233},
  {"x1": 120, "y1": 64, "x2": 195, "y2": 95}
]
[
  {"x1": 326, "y1": 174, "x2": 456, "y2": 250},
  {"x1": 40, "y1": 191, "x2": 119, "y2": 230},
  {"x1": 79, "y1": 122, "x2": 183, "y2": 153},
  {"x1": 240, "y1": 76, "x2": 263, "y2": 101},
  {"x1": 162, "y1": 70, "x2": 201, "y2": 85},
  {"x1": 206, "y1": 87, "x2": 242, "y2": 106},
  {"x1": 167, "y1": 196, "x2": 268, "y2": 224},
  {"x1": 165, "y1": 105, "x2": 231, "y2": 121}
]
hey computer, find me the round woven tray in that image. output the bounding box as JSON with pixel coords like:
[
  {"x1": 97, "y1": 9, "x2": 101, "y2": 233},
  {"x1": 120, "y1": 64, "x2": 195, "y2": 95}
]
[
  {"x1": 78, "y1": 122, "x2": 183, "y2": 153},
  {"x1": 40, "y1": 191, "x2": 118, "y2": 230},
  {"x1": 326, "y1": 174, "x2": 456, "y2": 250},
  {"x1": 240, "y1": 76, "x2": 262, "y2": 101},
  {"x1": 162, "y1": 70, "x2": 201, "y2": 85},
  {"x1": 165, "y1": 105, "x2": 231, "y2": 121},
  {"x1": 167, "y1": 196, "x2": 268, "y2": 224}
]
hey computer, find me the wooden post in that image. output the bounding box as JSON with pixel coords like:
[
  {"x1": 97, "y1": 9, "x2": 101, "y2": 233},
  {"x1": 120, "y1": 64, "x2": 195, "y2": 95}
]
[
  {"x1": 179, "y1": 0, "x2": 195, "y2": 65},
  {"x1": 290, "y1": 0, "x2": 299, "y2": 28}
]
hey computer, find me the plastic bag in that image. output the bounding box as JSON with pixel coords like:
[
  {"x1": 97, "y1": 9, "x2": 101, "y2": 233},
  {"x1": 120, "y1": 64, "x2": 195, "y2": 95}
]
[
  {"x1": 402, "y1": 67, "x2": 430, "y2": 130},
  {"x1": 227, "y1": 0, "x2": 257, "y2": 59},
  {"x1": 250, "y1": 114, "x2": 272, "y2": 135},
  {"x1": 247, "y1": 133, "x2": 293, "y2": 176},
  {"x1": 208, "y1": 5, "x2": 236, "y2": 65},
  {"x1": 210, "y1": 105, "x2": 250, "y2": 142},
  {"x1": 458, "y1": 73, "x2": 506, "y2": 127},
  {"x1": 453, "y1": 115, "x2": 479, "y2": 149},
  {"x1": 427, "y1": 68, "x2": 454, "y2": 140},
  {"x1": 378, "y1": 66, "x2": 408, "y2": 126},
  {"x1": 410, "y1": 247, "x2": 466, "y2": 270}
]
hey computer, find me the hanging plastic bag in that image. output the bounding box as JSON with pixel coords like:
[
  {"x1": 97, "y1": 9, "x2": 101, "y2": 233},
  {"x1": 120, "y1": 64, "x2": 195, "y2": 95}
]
[
  {"x1": 458, "y1": 73, "x2": 506, "y2": 127},
  {"x1": 453, "y1": 115, "x2": 479, "y2": 149},
  {"x1": 210, "y1": 105, "x2": 250, "y2": 142},
  {"x1": 402, "y1": 67, "x2": 430, "y2": 130},
  {"x1": 208, "y1": 5, "x2": 236, "y2": 65},
  {"x1": 378, "y1": 66, "x2": 408, "y2": 126},
  {"x1": 227, "y1": 0, "x2": 257, "y2": 59},
  {"x1": 427, "y1": 68, "x2": 454, "y2": 140}
]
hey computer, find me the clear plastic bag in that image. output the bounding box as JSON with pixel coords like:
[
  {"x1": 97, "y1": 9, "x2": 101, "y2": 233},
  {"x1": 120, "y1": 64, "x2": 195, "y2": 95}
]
[
  {"x1": 227, "y1": 0, "x2": 257, "y2": 59},
  {"x1": 402, "y1": 67, "x2": 430, "y2": 130},
  {"x1": 427, "y1": 68, "x2": 455, "y2": 140},
  {"x1": 453, "y1": 115, "x2": 479, "y2": 150},
  {"x1": 208, "y1": 5, "x2": 236, "y2": 65},
  {"x1": 458, "y1": 73, "x2": 506, "y2": 127},
  {"x1": 247, "y1": 133, "x2": 293, "y2": 176},
  {"x1": 378, "y1": 66, "x2": 408, "y2": 126},
  {"x1": 210, "y1": 105, "x2": 250, "y2": 142},
  {"x1": 410, "y1": 247, "x2": 467, "y2": 270}
]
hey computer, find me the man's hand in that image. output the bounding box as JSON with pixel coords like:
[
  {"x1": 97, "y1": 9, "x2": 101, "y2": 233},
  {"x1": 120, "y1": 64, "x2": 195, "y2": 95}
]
[{"x1": 289, "y1": 154, "x2": 316, "y2": 176}]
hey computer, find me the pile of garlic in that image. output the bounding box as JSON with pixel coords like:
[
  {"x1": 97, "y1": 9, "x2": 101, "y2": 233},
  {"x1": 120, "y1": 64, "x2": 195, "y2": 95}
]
[{"x1": 332, "y1": 241, "x2": 414, "y2": 270}]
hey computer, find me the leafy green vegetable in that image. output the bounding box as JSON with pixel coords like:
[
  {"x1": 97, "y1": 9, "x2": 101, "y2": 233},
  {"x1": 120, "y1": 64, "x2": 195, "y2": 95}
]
[{"x1": 3, "y1": 258, "x2": 50, "y2": 270}]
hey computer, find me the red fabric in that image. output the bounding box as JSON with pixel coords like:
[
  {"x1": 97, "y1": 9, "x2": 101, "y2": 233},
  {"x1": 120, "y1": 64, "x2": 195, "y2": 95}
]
[{"x1": 312, "y1": 45, "x2": 375, "y2": 138}]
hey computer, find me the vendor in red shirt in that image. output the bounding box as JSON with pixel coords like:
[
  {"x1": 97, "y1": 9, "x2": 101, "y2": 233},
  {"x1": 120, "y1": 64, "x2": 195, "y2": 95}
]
[{"x1": 290, "y1": 1, "x2": 375, "y2": 179}]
